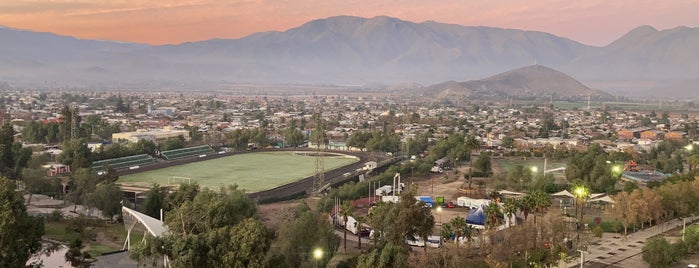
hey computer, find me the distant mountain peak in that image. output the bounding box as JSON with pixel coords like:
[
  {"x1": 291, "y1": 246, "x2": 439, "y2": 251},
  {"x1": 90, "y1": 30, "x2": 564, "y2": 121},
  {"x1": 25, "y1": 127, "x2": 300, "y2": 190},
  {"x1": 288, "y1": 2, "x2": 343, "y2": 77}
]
[{"x1": 426, "y1": 65, "x2": 611, "y2": 99}]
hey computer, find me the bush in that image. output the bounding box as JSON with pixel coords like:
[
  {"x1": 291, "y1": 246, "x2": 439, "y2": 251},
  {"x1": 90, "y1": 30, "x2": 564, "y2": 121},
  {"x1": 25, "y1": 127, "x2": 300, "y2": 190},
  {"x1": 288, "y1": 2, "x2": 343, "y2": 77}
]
[
  {"x1": 595, "y1": 220, "x2": 623, "y2": 233},
  {"x1": 47, "y1": 209, "x2": 64, "y2": 222},
  {"x1": 592, "y1": 226, "x2": 604, "y2": 238}
]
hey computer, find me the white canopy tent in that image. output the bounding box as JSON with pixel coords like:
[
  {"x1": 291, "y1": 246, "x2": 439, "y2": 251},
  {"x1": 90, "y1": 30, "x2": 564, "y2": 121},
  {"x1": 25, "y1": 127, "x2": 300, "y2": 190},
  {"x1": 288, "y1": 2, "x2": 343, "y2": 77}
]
[{"x1": 589, "y1": 195, "x2": 616, "y2": 204}]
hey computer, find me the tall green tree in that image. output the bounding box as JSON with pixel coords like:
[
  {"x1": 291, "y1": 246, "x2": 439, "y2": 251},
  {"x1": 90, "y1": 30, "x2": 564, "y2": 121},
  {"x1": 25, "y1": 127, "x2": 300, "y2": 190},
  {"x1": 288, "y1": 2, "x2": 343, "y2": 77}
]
[
  {"x1": 266, "y1": 202, "x2": 339, "y2": 268},
  {"x1": 87, "y1": 182, "x2": 123, "y2": 218},
  {"x1": 66, "y1": 168, "x2": 100, "y2": 211},
  {"x1": 131, "y1": 185, "x2": 267, "y2": 267},
  {"x1": 141, "y1": 184, "x2": 167, "y2": 219},
  {"x1": 0, "y1": 178, "x2": 44, "y2": 267}
]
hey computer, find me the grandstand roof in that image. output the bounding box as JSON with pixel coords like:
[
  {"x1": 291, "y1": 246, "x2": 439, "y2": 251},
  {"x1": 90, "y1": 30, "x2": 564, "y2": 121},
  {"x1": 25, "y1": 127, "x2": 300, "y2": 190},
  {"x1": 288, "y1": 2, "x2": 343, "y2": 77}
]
[
  {"x1": 122, "y1": 206, "x2": 166, "y2": 237},
  {"x1": 621, "y1": 171, "x2": 670, "y2": 184}
]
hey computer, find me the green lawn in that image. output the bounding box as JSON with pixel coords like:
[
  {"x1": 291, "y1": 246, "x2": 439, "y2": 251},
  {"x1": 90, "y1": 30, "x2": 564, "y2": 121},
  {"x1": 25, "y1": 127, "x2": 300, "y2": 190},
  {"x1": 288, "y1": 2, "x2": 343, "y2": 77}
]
[
  {"x1": 494, "y1": 157, "x2": 568, "y2": 181},
  {"x1": 44, "y1": 219, "x2": 129, "y2": 256},
  {"x1": 118, "y1": 151, "x2": 359, "y2": 192}
]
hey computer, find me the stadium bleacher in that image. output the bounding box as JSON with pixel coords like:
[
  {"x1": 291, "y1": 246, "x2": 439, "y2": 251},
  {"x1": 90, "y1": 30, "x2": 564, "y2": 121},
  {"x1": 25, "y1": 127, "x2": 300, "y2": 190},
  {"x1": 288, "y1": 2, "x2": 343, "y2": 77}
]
[
  {"x1": 91, "y1": 154, "x2": 157, "y2": 172},
  {"x1": 160, "y1": 145, "x2": 215, "y2": 160}
]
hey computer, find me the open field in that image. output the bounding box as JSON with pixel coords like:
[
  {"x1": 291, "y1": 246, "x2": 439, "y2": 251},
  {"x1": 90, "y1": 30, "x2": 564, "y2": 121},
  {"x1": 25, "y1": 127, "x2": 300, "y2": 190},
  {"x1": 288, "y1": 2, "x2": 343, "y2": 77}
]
[
  {"x1": 493, "y1": 157, "x2": 568, "y2": 181},
  {"x1": 118, "y1": 151, "x2": 359, "y2": 192}
]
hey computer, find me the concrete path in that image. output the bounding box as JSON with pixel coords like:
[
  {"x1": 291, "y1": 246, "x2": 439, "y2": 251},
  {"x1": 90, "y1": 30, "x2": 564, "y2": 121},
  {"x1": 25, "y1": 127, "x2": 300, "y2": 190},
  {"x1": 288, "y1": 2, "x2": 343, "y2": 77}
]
[{"x1": 570, "y1": 216, "x2": 699, "y2": 267}]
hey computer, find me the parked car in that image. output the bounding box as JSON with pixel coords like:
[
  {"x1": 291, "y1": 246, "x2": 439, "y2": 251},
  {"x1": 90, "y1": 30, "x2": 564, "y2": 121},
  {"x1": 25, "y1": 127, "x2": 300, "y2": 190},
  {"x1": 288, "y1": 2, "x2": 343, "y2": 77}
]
[
  {"x1": 447, "y1": 201, "x2": 455, "y2": 208},
  {"x1": 359, "y1": 228, "x2": 371, "y2": 238}
]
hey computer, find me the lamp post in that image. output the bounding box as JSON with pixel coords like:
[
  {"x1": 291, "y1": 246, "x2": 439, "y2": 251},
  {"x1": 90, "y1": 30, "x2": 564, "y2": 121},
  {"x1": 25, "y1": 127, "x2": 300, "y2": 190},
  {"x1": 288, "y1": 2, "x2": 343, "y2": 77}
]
[
  {"x1": 436, "y1": 206, "x2": 442, "y2": 226},
  {"x1": 574, "y1": 186, "x2": 589, "y2": 244},
  {"x1": 313, "y1": 248, "x2": 323, "y2": 268}
]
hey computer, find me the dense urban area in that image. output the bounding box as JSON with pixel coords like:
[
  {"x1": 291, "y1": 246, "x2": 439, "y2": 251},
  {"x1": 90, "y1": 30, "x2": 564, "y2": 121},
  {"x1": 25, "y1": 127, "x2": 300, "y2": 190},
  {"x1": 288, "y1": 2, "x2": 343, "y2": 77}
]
[{"x1": 1, "y1": 86, "x2": 699, "y2": 268}]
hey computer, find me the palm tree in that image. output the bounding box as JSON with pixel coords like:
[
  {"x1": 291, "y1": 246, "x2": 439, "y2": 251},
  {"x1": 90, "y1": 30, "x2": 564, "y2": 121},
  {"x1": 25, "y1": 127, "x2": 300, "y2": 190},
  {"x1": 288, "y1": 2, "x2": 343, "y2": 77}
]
[
  {"x1": 484, "y1": 202, "x2": 502, "y2": 229},
  {"x1": 449, "y1": 217, "x2": 468, "y2": 247},
  {"x1": 355, "y1": 215, "x2": 365, "y2": 250},
  {"x1": 503, "y1": 198, "x2": 519, "y2": 227},
  {"x1": 520, "y1": 194, "x2": 535, "y2": 222},
  {"x1": 530, "y1": 190, "x2": 552, "y2": 224},
  {"x1": 339, "y1": 201, "x2": 353, "y2": 253},
  {"x1": 440, "y1": 223, "x2": 454, "y2": 244},
  {"x1": 464, "y1": 135, "x2": 480, "y2": 189}
]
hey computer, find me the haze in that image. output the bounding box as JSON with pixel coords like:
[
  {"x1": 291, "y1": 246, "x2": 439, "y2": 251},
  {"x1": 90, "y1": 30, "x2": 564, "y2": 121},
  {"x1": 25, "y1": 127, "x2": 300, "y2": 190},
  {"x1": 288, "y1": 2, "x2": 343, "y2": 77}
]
[{"x1": 1, "y1": 0, "x2": 697, "y2": 46}]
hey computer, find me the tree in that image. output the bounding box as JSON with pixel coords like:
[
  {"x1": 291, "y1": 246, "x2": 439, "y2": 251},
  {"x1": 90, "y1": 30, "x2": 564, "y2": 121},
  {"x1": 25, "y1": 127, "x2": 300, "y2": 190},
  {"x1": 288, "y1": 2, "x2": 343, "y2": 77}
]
[
  {"x1": 474, "y1": 154, "x2": 492, "y2": 177},
  {"x1": 267, "y1": 202, "x2": 338, "y2": 268},
  {"x1": 0, "y1": 123, "x2": 16, "y2": 178},
  {"x1": 611, "y1": 191, "x2": 637, "y2": 236},
  {"x1": 282, "y1": 127, "x2": 305, "y2": 147},
  {"x1": 642, "y1": 237, "x2": 675, "y2": 268},
  {"x1": 340, "y1": 201, "x2": 354, "y2": 253},
  {"x1": 66, "y1": 168, "x2": 100, "y2": 211},
  {"x1": 347, "y1": 131, "x2": 373, "y2": 151},
  {"x1": 87, "y1": 182, "x2": 123, "y2": 218},
  {"x1": 130, "y1": 185, "x2": 267, "y2": 267},
  {"x1": 449, "y1": 217, "x2": 471, "y2": 246},
  {"x1": 141, "y1": 184, "x2": 167, "y2": 219},
  {"x1": 21, "y1": 167, "x2": 46, "y2": 205},
  {"x1": 484, "y1": 201, "x2": 502, "y2": 229},
  {"x1": 503, "y1": 198, "x2": 519, "y2": 227},
  {"x1": 207, "y1": 218, "x2": 270, "y2": 268},
  {"x1": 356, "y1": 215, "x2": 365, "y2": 250},
  {"x1": 0, "y1": 178, "x2": 44, "y2": 267}
]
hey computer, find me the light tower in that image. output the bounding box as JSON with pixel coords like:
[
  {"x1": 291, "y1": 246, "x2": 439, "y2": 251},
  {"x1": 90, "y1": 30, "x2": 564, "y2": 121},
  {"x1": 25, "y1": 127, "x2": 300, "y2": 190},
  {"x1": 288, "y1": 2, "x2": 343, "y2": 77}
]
[{"x1": 313, "y1": 115, "x2": 326, "y2": 194}]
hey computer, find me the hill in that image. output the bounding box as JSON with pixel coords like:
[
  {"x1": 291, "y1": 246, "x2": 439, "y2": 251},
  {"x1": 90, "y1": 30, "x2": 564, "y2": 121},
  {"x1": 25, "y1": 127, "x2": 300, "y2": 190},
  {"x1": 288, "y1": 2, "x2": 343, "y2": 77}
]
[{"x1": 425, "y1": 65, "x2": 611, "y2": 100}]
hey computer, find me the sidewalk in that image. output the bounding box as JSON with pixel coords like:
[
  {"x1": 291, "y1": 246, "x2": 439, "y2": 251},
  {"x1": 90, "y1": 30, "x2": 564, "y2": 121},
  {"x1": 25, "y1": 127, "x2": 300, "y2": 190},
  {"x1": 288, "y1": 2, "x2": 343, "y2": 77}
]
[{"x1": 568, "y1": 216, "x2": 699, "y2": 267}]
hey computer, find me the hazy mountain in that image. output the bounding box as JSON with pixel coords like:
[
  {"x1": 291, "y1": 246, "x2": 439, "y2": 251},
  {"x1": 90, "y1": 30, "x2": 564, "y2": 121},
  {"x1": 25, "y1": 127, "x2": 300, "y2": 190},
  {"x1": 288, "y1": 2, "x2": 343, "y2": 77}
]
[
  {"x1": 0, "y1": 16, "x2": 697, "y2": 97},
  {"x1": 425, "y1": 65, "x2": 610, "y2": 100}
]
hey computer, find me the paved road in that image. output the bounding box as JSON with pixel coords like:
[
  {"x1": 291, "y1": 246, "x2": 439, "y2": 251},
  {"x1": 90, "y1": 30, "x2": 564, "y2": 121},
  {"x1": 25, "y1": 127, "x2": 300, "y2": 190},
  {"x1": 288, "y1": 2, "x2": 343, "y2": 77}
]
[{"x1": 571, "y1": 216, "x2": 699, "y2": 267}]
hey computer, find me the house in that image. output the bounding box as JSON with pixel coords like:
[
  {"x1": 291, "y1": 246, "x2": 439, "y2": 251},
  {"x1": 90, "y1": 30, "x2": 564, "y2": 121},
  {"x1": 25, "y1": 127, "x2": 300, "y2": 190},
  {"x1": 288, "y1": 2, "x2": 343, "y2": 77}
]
[
  {"x1": 640, "y1": 130, "x2": 663, "y2": 141},
  {"x1": 665, "y1": 131, "x2": 687, "y2": 141}
]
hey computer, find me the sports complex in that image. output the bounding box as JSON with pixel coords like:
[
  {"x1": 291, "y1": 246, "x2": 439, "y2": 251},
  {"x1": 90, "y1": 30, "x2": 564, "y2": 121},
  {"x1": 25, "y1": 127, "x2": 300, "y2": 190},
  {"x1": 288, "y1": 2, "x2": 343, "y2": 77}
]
[{"x1": 116, "y1": 150, "x2": 360, "y2": 192}]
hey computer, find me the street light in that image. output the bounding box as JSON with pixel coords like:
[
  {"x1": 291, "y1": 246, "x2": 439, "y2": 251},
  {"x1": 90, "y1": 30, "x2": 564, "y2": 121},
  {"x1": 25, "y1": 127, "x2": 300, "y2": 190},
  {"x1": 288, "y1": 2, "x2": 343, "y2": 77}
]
[
  {"x1": 436, "y1": 206, "x2": 442, "y2": 226},
  {"x1": 313, "y1": 248, "x2": 323, "y2": 268},
  {"x1": 686, "y1": 144, "x2": 694, "y2": 152},
  {"x1": 573, "y1": 186, "x2": 589, "y2": 243}
]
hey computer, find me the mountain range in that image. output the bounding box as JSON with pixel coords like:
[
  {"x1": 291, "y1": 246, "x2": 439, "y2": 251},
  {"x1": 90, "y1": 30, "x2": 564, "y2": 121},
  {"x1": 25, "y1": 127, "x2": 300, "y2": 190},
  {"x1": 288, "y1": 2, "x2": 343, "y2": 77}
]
[{"x1": 0, "y1": 16, "x2": 697, "y2": 97}]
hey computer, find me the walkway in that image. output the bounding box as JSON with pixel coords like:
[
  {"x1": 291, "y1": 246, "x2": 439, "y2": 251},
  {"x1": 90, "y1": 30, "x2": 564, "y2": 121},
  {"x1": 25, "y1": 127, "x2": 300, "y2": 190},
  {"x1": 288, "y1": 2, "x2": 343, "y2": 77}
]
[{"x1": 571, "y1": 216, "x2": 699, "y2": 267}]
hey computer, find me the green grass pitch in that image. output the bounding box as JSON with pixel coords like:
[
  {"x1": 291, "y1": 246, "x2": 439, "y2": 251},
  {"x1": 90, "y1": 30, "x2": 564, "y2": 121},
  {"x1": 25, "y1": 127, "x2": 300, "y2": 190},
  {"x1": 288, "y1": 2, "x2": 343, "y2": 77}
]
[{"x1": 118, "y1": 151, "x2": 359, "y2": 192}]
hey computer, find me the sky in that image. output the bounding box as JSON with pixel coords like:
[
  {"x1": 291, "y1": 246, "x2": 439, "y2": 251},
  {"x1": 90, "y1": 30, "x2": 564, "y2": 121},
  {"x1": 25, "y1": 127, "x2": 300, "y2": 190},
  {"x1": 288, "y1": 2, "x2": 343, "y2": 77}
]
[{"x1": 0, "y1": 0, "x2": 697, "y2": 46}]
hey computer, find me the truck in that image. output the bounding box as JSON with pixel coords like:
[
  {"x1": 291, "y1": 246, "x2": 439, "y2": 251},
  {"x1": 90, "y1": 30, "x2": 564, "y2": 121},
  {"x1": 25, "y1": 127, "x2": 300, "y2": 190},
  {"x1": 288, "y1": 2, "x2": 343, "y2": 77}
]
[
  {"x1": 342, "y1": 216, "x2": 358, "y2": 235},
  {"x1": 456, "y1": 197, "x2": 490, "y2": 209},
  {"x1": 375, "y1": 185, "x2": 393, "y2": 196},
  {"x1": 416, "y1": 196, "x2": 434, "y2": 207}
]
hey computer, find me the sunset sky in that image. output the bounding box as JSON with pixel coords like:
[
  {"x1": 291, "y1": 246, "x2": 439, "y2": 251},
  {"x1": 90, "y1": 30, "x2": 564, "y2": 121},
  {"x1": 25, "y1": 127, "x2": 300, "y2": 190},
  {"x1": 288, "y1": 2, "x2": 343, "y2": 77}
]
[{"x1": 1, "y1": 0, "x2": 697, "y2": 46}]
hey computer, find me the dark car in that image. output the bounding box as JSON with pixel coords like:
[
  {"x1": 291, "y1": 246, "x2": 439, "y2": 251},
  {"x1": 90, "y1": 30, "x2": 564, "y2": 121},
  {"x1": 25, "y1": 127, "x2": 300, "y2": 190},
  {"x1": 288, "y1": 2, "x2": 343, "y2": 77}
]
[{"x1": 359, "y1": 228, "x2": 371, "y2": 238}]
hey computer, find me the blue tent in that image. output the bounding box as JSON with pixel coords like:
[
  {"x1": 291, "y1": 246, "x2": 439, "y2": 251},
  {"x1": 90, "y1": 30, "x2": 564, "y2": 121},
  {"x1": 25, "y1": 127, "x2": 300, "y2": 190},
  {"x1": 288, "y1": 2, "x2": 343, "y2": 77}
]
[{"x1": 465, "y1": 204, "x2": 486, "y2": 225}]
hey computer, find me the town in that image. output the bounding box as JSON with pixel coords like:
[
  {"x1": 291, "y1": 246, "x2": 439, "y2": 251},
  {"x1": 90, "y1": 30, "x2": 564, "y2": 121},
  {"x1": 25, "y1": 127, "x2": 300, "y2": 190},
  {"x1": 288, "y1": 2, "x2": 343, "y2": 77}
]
[{"x1": 0, "y1": 84, "x2": 698, "y2": 267}]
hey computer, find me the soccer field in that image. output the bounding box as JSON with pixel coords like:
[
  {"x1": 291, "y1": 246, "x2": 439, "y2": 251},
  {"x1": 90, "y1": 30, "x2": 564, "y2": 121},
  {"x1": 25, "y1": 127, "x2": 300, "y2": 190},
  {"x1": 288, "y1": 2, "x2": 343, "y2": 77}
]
[{"x1": 117, "y1": 151, "x2": 359, "y2": 192}]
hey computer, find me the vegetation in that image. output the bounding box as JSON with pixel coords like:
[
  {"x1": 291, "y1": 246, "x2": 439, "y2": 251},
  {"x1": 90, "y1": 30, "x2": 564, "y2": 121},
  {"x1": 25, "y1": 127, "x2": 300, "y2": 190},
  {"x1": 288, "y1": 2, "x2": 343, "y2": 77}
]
[{"x1": 0, "y1": 178, "x2": 45, "y2": 267}]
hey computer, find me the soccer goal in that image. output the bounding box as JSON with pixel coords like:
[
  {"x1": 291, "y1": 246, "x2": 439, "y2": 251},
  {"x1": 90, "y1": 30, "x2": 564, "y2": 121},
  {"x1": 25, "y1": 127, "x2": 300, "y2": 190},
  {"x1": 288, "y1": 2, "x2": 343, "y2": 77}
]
[{"x1": 168, "y1": 176, "x2": 192, "y2": 186}]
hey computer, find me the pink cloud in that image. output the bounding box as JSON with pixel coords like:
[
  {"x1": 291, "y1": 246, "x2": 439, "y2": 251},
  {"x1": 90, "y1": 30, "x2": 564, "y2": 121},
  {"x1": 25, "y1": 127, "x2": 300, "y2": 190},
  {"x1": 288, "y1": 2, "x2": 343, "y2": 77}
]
[{"x1": 0, "y1": 0, "x2": 696, "y2": 45}]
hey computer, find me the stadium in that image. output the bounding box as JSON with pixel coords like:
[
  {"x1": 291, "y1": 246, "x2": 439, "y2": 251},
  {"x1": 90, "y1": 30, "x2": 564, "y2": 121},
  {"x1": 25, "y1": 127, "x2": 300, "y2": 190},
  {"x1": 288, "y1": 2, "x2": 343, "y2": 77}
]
[{"x1": 102, "y1": 145, "x2": 396, "y2": 202}]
